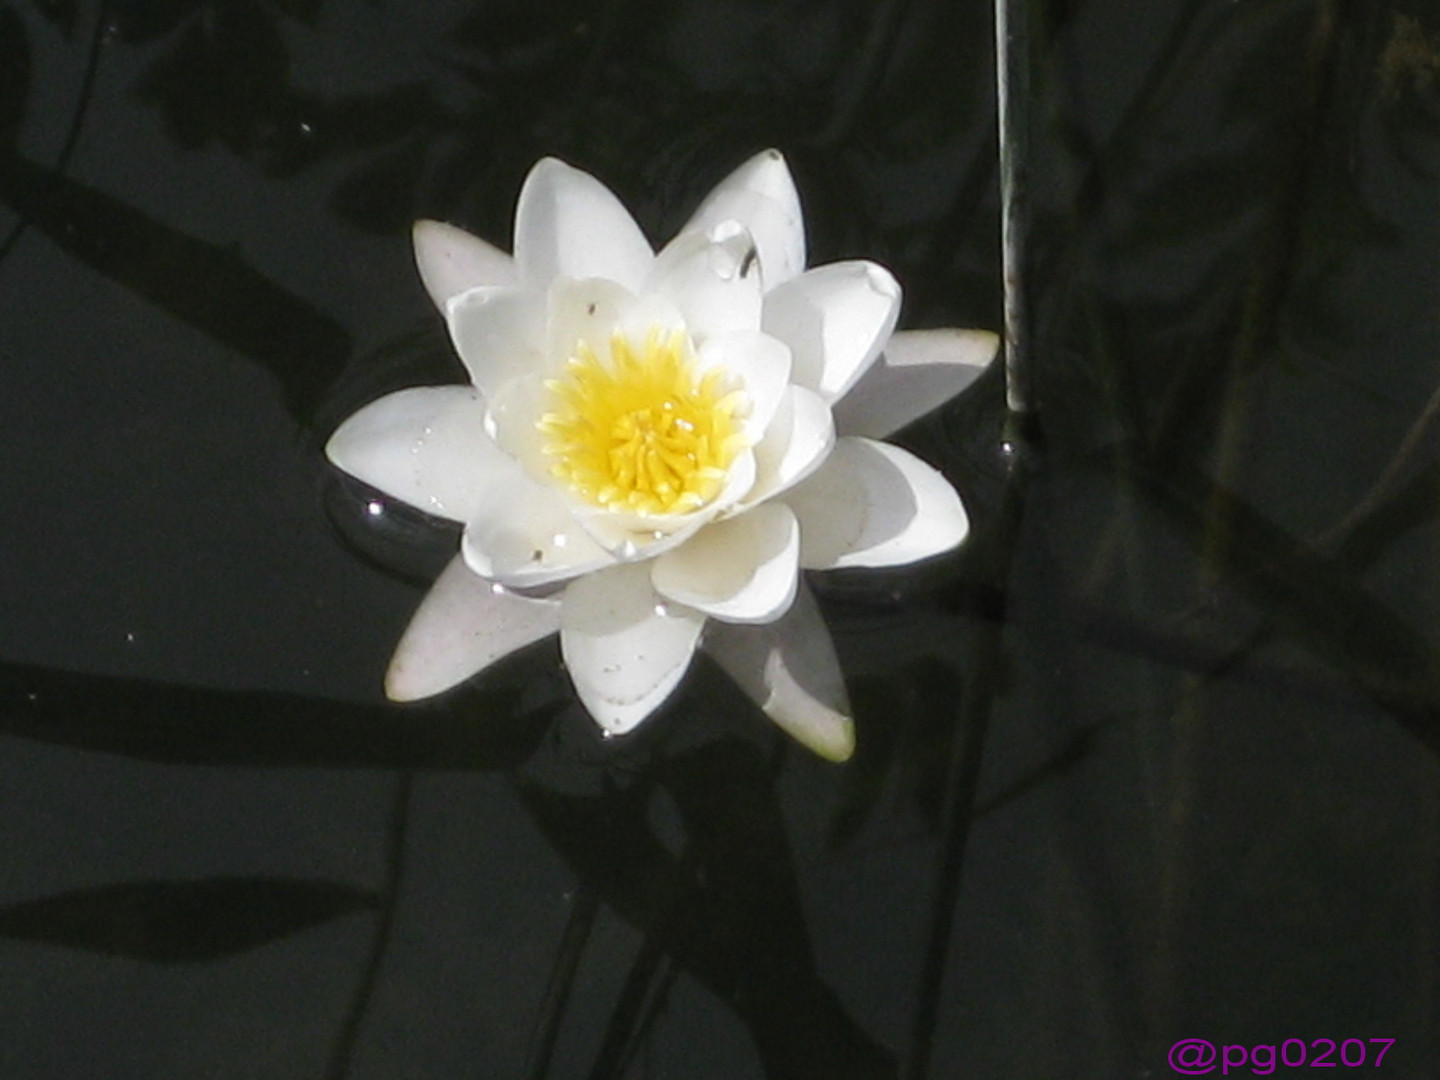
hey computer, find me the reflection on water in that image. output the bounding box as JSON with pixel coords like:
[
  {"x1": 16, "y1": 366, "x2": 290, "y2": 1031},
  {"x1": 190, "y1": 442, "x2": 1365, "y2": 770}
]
[{"x1": 1, "y1": 0, "x2": 1438, "y2": 1077}]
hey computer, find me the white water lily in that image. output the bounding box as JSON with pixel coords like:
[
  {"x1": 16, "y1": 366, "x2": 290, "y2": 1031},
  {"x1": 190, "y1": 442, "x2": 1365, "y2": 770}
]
[{"x1": 327, "y1": 150, "x2": 996, "y2": 761}]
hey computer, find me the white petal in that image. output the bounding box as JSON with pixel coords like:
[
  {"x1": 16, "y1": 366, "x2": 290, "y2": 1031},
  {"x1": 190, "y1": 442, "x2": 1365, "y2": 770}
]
[
  {"x1": 445, "y1": 286, "x2": 545, "y2": 398},
  {"x1": 652, "y1": 503, "x2": 799, "y2": 624},
  {"x1": 325, "y1": 386, "x2": 503, "y2": 523},
  {"x1": 704, "y1": 583, "x2": 854, "y2": 761},
  {"x1": 571, "y1": 504, "x2": 711, "y2": 559},
  {"x1": 385, "y1": 556, "x2": 559, "y2": 702},
  {"x1": 762, "y1": 261, "x2": 901, "y2": 403},
  {"x1": 483, "y1": 372, "x2": 551, "y2": 482},
  {"x1": 545, "y1": 277, "x2": 684, "y2": 374},
  {"x1": 742, "y1": 385, "x2": 835, "y2": 508},
  {"x1": 461, "y1": 465, "x2": 616, "y2": 587},
  {"x1": 708, "y1": 445, "x2": 757, "y2": 515},
  {"x1": 560, "y1": 563, "x2": 705, "y2": 735},
  {"x1": 786, "y1": 437, "x2": 968, "y2": 569},
  {"x1": 833, "y1": 328, "x2": 999, "y2": 439},
  {"x1": 413, "y1": 220, "x2": 517, "y2": 310},
  {"x1": 648, "y1": 222, "x2": 763, "y2": 341},
  {"x1": 682, "y1": 149, "x2": 806, "y2": 288},
  {"x1": 696, "y1": 330, "x2": 791, "y2": 442},
  {"x1": 514, "y1": 158, "x2": 653, "y2": 293}
]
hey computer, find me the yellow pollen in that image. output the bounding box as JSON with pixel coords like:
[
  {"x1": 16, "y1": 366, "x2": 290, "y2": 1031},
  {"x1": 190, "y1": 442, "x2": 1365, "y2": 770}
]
[{"x1": 538, "y1": 328, "x2": 750, "y2": 515}]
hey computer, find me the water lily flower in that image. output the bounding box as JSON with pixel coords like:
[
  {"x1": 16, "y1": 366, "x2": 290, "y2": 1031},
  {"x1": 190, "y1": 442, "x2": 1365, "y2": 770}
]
[{"x1": 327, "y1": 150, "x2": 996, "y2": 761}]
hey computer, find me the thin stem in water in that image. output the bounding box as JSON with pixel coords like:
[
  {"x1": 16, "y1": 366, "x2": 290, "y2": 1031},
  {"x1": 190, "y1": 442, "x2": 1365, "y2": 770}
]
[{"x1": 996, "y1": 0, "x2": 1032, "y2": 415}]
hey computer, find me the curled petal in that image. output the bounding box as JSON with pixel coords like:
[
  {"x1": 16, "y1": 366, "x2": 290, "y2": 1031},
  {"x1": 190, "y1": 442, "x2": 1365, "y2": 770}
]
[
  {"x1": 462, "y1": 466, "x2": 616, "y2": 587},
  {"x1": 682, "y1": 149, "x2": 806, "y2": 289},
  {"x1": 762, "y1": 261, "x2": 900, "y2": 403},
  {"x1": 833, "y1": 328, "x2": 999, "y2": 439},
  {"x1": 786, "y1": 437, "x2": 968, "y2": 569},
  {"x1": 652, "y1": 502, "x2": 799, "y2": 624},
  {"x1": 385, "y1": 556, "x2": 560, "y2": 702},
  {"x1": 560, "y1": 564, "x2": 706, "y2": 735},
  {"x1": 514, "y1": 157, "x2": 654, "y2": 293},
  {"x1": 649, "y1": 222, "x2": 764, "y2": 342},
  {"x1": 743, "y1": 385, "x2": 835, "y2": 508},
  {"x1": 325, "y1": 386, "x2": 502, "y2": 523},
  {"x1": 704, "y1": 583, "x2": 854, "y2": 762},
  {"x1": 446, "y1": 286, "x2": 545, "y2": 398},
  {"x1": 413, "y1": 220, "x2": 517, "y2": 310},
  {"x1": 695, "y1": 330, "x2": 791, "y2": 442}
]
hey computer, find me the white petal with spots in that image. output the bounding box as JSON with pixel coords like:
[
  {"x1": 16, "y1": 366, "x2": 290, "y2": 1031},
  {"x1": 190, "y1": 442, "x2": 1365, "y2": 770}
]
[
  {"x1": 385, "y1": 556, "x2": 559, "y2": 701},
  {"x1": 560, "y1": 563, "x2": 706, "y2": 735}
]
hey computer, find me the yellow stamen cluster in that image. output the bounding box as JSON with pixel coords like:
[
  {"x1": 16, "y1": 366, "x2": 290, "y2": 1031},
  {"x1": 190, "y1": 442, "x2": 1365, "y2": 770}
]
[{"x1": 538, "y1": 328, "x2": 749, "y2": 516}]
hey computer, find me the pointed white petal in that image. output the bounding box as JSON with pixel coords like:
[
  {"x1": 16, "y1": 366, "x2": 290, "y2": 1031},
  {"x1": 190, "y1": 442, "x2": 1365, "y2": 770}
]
[
  {"x1": 696, "y1": 330, "x2": 791, "y2": 443},
  {"x1": 762, "y1": 261, "x2": 901, "y2": 403},
  {"x1": 704, "y1": 583, "x2": 854, "y2": 761},
  {"x1": 682, "y1": 149, "x2": 806, "y2": 288},
  {"x1": 461, "y1": 465, "x2": 616, "y2": 587},
  {"x1": 560, "y1": 564, "x2": 705, "y2": 735},
  {"x1": 786, "y1": 437, "x2": 968, "y2": 569},
  {"x1": 413, "y1": 220, "x2": 517, "y2": 310},
  {"x1": 742, "y1": 385, "x2": 835, "y2": 508},
  {"x1": 445, "y1": 286, "x2": 545, "y2": 398},
  {"x1": 833, "y1": 328, "x2": 999, "y2": 438},
  {"x1": 652, "y1": 503, "x2": 799, "y2": 624},
  {"x1": 514, "y1": 158, "x2": 653, "y2": 293},
  {"x1": 648, "y1": 222, "x2": 763, "y2": 341},
  {"x1": 544, "y1": 276, "x2": 685, "y2": 374},
  {"x1": 325, "y1": 386, "x2": 502, "y2": 522},
  {"x1": 384, "y1": 556, "x2": 560, "y2": 702}
]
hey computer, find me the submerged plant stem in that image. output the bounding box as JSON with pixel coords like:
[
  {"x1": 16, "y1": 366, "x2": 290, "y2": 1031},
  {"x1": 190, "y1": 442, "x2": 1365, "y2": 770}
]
[
  {"x1": 0, "y1": 0, "x2": 109, "y2": 271},
  {"x1": 325, "y1": 771, "x2": 413, "y2": 1080},
  {"x1": 904, "y1": 430, "x2": 1032, "y2": 1079},
  {"x1": 587, "y1": 938, "x2": 675, "y2": 1079},
  {"x1": 524, "y1": 881, "x2": 603, "y2": 1080}
]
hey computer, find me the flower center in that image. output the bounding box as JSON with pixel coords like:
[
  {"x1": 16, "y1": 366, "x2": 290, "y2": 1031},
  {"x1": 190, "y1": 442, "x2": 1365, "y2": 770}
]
[{"x1": 537, "y1": 328, "x2": 749, "y2": 516}]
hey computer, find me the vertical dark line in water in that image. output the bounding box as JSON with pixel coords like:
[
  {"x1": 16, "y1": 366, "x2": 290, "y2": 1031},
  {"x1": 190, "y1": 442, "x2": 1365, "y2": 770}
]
[
  {"x1": 815, "y1": 0, "x2": 915, "y2": 146},
  {"x1": 587, "y1": 938, "x2": 672, "y2": 1079},
  {"x1": 0, "y1": 0, "x2": 109, "y2": 270},
  {"x1": 524, "y1": 881, "x2": 602, "y2": 1080},
  {"x1": 325, "y1": 770, "x2": 413, "y2": 1080},
  {"x1": 1149, "y1": 0, "x2": 1344, "y2": 1047},
  {"x1": 902, "y1": 443, "x2": 1030, "y2": 1080},
  {"x1": 996, "y1": 0, "x2": 1032, "y2": 415},
  {"x1": 904, "y1": 0, "x2": 1041, "y2": 1060}
]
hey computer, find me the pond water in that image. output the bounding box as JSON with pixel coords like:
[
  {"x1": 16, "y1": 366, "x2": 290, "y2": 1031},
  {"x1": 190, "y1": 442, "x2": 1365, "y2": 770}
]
[{"x1": 1, "y1": 0, "x2": 1438, "y2": 1077}]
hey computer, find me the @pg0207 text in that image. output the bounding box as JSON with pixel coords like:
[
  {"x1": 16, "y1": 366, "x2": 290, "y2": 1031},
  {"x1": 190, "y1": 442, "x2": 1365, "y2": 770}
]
[{"x1": 1168, "y1": 1037, "x2": 1395, "y2": 1075}]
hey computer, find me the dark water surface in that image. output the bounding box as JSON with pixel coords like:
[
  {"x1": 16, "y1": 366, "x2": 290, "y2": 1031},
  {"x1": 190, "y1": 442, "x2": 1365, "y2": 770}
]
[{"x1": 2, "y1": 0, "x2": 1438, "y2": 1077}]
